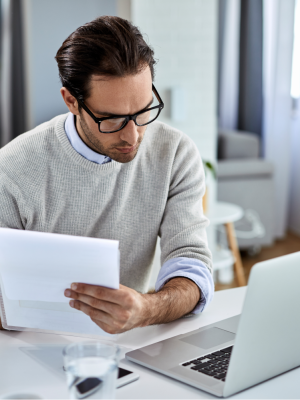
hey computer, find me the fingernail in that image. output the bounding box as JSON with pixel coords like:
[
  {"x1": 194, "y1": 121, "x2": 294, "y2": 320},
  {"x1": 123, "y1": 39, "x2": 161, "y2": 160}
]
[
  {"x1": 65, "y1": 289, "x2": 71, "y2": 297},
  {"x1": 69, "y1": 300, "x2": 75, "y2": 308},
  {"x1": 71, "y1": 283, "x2": 78, "y2": 290}
]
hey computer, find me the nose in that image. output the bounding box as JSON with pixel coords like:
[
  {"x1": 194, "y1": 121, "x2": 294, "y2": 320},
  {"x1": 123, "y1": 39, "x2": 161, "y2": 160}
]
[{"x1": 119, "y1": 120, "x2": 139, "y2": 146}]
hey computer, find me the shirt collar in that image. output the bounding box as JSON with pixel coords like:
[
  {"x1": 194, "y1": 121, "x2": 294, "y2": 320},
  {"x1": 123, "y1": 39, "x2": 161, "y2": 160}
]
[{"x1": 64, "y1": 113, "x2": 111, "y2": 165}]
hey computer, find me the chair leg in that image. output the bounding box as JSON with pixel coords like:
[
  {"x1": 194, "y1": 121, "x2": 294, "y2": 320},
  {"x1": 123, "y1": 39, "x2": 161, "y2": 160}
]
[{"x1": 224, "y1": 222, "x2": 246, "y2": 287}]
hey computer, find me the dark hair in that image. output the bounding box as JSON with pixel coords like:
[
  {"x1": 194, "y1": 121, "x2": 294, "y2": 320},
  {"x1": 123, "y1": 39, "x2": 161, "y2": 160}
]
[{"x1": 55, "y1": 16, "x2": 156, "y2": 103}]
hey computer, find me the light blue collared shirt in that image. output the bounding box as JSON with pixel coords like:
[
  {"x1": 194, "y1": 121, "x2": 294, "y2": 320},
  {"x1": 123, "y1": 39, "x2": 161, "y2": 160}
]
[
  {"x1": 65, "y1": 113, "x2": 214, "y2": 313},
  {"x1": 65, "y1": 113, "x2": 111, "y2": 165}
]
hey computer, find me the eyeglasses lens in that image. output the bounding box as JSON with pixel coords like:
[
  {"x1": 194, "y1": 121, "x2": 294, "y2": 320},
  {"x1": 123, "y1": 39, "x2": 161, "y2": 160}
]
[
  {"x1": 100, "y1": 117, "x2": 126, "y2": 133},
  {"x1": 136, "y1": 108, "x2": 160, "y2": 126},
  {"x1": 99, "y1": 108, "x2": 160, "y2": 132}
]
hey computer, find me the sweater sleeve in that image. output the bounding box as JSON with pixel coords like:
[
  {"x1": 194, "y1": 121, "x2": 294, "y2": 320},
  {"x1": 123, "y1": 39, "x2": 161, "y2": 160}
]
[
  {"x1": 0, "y1": 173, "x2": 26, "y2": 229},
  {"x1": 159, "y1": 134, "x2": 213, "y2": 274}
]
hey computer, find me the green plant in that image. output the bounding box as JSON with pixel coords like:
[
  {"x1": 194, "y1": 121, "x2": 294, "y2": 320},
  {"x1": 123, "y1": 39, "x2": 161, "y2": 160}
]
[{"x1": 203, "y1": 160, "x2": 217, "y2": 180}]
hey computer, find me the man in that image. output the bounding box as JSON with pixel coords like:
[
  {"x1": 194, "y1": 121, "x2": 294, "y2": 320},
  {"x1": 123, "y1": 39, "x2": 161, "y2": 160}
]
[{"x1": 0, "y1": 16, "x2": 213, "y2": 334}]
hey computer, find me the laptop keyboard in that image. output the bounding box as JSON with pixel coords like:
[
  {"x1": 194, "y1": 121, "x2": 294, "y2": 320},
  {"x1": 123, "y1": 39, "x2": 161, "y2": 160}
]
[{"x1": 181, "y1": 346, "x2": 233, "y2": 382}]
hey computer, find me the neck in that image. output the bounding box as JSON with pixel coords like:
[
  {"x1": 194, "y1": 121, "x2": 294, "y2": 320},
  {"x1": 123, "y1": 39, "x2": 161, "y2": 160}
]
[{"x1": 75, "y1": 115, "x2": 104, "y2": 155}]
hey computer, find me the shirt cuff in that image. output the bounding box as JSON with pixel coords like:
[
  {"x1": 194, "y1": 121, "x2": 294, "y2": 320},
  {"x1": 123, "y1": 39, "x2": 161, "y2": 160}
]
[{"x1": 155, "y1": 257, "x2": 214, "y2": 314}]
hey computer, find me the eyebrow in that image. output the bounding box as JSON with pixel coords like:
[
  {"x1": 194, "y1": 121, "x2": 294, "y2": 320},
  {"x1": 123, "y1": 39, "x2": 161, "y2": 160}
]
[{"x1": 93, "y1": 97, "x2": 154, "y2": 117}]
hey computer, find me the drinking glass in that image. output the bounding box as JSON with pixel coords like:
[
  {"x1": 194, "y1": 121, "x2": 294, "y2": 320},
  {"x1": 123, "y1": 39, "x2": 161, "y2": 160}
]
[
  {"x1": 63, "y1": 342, "x2": 120, "y2": 399},
  {"x1": 0, "y1": 393, "x2": 42, "y2": 399}
]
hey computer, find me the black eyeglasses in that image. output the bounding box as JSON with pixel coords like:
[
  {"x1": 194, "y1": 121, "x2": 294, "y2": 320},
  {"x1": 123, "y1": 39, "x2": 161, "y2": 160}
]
[{"x1": 77, "y1": 84, "x2": 164, "y2": 134}]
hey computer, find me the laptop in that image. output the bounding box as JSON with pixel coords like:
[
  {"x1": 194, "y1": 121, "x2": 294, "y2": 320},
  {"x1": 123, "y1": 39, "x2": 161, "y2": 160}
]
[{"x1": 126, "y1": 252, "x2": 300, "y2": 397}]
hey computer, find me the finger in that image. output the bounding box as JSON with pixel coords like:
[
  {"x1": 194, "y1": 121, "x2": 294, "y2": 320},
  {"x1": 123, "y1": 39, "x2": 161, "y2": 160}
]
[
  {"x1": 70, "y1": 300, "x2": 126, "y2": 333},
  {"x1": 70, "y1": 300, "x2": 113, "y2": 326},
  {"x1": 69, "y1": 283, "x2": 127, "y2": 305},
  {"x1": 65, "y1": 290, "x2": 122, "y2": 317}
]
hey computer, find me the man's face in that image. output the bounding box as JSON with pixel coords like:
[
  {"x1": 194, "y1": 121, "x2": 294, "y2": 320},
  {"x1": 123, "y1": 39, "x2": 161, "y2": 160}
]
[{"x1": 72, "y1": 66, "x2": 153, "y2": 163}]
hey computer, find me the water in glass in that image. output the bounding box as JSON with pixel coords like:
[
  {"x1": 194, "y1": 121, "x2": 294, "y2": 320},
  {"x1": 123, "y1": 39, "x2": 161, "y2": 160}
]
[{"x1": 65, "y1": 356, "x2": 117, "y2": 399}]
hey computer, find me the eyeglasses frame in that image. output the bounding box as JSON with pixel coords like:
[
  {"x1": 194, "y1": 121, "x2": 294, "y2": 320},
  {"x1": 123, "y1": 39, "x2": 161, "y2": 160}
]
[{"x1": 77, "y1": 84, "x2": 164, "y2": 134}]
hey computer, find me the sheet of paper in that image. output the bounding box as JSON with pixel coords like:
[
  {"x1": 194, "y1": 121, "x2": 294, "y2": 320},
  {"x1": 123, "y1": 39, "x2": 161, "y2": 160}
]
[
  {"x1": 0, "y1": 278, "x2": 114, "y2": 337},
  {"x1": 0, "y1": 228, "x2": 119, "y2": 302},
  {"x1": 0, "y1": 260, "x2": 118, "y2": 341}
]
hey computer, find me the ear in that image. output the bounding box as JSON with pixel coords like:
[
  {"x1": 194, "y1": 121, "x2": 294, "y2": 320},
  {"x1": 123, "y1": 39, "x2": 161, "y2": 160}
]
[{"x1": 60, "y1": 87, "x2": 80, "y2": 115}]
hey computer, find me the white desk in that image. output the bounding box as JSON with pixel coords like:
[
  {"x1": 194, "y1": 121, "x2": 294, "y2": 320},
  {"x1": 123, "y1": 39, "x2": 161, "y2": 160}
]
[{"x1": 0, "y1": 287, "x2": 299, "y2": 399}]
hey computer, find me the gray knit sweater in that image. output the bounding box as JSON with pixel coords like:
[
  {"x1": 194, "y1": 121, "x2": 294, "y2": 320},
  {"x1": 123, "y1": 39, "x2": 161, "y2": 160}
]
[{"x1": 0, "y1": 114, "x2": 212, "y2": 293}]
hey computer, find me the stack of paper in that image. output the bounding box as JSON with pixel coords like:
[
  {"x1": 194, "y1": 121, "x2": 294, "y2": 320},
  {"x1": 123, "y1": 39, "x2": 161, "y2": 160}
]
[{"x1": 0, "y1": 228, "x2": 119, "y2": 338}]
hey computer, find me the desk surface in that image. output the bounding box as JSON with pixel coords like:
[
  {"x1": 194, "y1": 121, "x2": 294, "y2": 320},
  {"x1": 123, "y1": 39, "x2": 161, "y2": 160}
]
[{"x1": 0, "y1": 287, "x2": 299, "y2": 399}]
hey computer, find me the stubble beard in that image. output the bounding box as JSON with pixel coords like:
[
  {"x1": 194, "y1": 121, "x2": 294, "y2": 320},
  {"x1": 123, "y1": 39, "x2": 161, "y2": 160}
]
[{"x1": 78, "y1": 114, "x2": 143, "y2": 163}]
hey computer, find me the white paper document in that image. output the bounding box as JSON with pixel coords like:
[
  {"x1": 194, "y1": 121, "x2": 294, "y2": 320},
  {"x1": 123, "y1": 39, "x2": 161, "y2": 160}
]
[{"x1": 0, "y1": 228, "x2": 120, "y2": 338}]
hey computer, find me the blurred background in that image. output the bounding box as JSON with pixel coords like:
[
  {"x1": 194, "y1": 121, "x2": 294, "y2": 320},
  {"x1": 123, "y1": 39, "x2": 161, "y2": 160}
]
[{"x1": 0, "y1": 0, "x2": 299, "y2": 292}]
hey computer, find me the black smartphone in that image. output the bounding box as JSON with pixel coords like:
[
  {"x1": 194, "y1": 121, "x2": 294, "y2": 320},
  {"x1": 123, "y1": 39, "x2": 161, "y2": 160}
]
[
  {"x1": 74, "y1": 367, "x2": 139, "y2": 397},
  {"x1": 117, "y1": 367, "x2": 139, "y2": 387}
]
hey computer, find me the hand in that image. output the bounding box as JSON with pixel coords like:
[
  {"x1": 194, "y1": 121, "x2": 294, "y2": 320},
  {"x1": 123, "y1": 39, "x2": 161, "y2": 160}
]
[
  {"x1": 64, "y1": 277, "x2": 200, "y2": 334},
  {"x1": 64, "y1": 283, "x2": 147, "y2": 334}
]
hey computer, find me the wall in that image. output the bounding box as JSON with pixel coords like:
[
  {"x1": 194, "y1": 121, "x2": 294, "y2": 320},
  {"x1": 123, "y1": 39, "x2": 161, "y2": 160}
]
[
  {"x1": 23, "y1": 0, "x2": 217, "y2": 161},
  {"x1": 288, "y1": 116, "x2": 300, "y2": 236},
  {"x1": 288, "y1": 0, "x2": 300, "y2": 236},
  {"x1": 23, "y1": 0, "x2": 117, "y2": 129},
  {"x1": 131, "y1": 0, "x2": 218, "y2": 163},
  {"x1": 263, "y1": 0, "x2": 295, "y2": 238}
]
